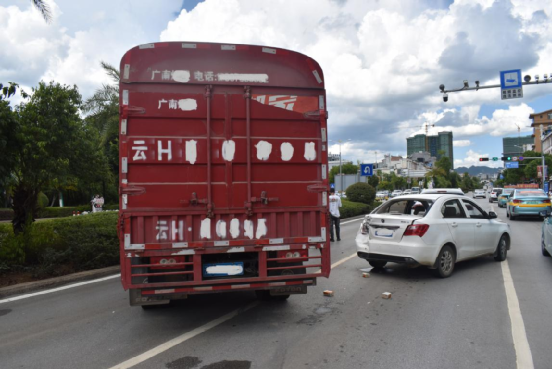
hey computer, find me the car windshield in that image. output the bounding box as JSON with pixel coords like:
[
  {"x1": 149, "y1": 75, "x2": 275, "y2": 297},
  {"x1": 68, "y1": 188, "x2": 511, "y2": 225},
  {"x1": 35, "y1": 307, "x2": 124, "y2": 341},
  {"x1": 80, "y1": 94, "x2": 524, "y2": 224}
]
[{"x1": 375, "y1": 199, "x2": 433, "y2": 216}]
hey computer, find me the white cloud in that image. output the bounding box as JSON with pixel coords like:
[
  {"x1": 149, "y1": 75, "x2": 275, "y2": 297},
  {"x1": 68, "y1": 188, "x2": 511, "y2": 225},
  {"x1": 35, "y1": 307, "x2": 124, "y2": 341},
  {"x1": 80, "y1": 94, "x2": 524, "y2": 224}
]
[
  {"x1": 2, "y1": 0, "x2": 551, "y2": 165},
  {"x1": 454, "y1": 140, "x2": 471, "y2": 147},
  {"x1": 159, "y1": 0, "x2": 550, "y2": 163}
]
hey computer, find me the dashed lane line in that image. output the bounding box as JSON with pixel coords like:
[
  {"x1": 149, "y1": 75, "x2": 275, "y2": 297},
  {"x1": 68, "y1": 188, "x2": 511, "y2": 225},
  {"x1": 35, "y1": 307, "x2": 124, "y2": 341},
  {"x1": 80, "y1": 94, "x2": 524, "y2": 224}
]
[{"x1": 501, "y1": 260, "x2": 534, "y2": 369}]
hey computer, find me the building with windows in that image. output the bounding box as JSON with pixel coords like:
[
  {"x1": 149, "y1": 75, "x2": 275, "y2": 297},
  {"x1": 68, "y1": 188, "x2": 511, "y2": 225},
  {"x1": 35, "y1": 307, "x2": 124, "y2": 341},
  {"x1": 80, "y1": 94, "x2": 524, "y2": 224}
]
[
  {"x1": 502, "y1": 135, "x2": 534, "y2": 158},
  {"x1": 407, "y1": 131, "x2": 453, "y2": 167},
  {"x1": 529, "y1": 109, "x2": 552, "y2": 152}
]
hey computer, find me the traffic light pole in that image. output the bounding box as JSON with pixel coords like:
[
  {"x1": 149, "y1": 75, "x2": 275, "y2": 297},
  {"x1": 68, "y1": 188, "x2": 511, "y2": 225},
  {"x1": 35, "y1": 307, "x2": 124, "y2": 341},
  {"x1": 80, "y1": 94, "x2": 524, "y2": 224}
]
[{"x1": 481, "y1": 156, "x2": 547, "y2": 190}]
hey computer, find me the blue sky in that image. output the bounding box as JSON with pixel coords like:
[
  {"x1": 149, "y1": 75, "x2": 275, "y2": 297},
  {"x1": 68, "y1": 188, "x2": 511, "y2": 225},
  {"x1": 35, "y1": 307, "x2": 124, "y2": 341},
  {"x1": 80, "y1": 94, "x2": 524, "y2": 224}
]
[{"x1": 1, "y1": 0, "x2": 551, "y2": 169}]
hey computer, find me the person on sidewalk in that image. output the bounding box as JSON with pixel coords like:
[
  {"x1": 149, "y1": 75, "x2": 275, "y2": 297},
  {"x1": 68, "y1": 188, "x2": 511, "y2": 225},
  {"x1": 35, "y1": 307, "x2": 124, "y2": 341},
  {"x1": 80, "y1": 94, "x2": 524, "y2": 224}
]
[{"x1": 329, "y1": 188, "x2": 342, "y2": 242}]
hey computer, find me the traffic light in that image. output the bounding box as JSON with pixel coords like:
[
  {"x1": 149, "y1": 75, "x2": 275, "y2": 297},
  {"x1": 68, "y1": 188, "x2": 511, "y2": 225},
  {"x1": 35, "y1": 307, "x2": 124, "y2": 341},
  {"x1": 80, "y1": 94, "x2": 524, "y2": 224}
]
[
  {"x1": 479, "y1": 158, "x2": 489, "y2": 161},
  {"x1": 501, "y1": 156, "x2": 512, "y2": 161}
]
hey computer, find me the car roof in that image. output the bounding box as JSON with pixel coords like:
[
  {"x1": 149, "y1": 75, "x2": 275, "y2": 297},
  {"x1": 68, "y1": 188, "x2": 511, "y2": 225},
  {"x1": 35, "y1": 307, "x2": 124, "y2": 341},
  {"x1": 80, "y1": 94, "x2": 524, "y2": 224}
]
[
  {"x1": 384, "y1": 194, "x2": 455, "y2": 200},
  {"x1": 421, "y1": 188, "x2": 464, "y2": 194}
]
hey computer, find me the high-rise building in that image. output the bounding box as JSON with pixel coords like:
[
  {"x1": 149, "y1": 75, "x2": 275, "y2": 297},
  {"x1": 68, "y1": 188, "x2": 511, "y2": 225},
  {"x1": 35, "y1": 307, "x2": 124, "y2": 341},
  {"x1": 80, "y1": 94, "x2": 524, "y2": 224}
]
[
  {"x1": 407, "y1": 131, "x2": 454, "y2": 167},
  {"x1": 502, "y1": 135, "x2": 533, "y2": 157}
]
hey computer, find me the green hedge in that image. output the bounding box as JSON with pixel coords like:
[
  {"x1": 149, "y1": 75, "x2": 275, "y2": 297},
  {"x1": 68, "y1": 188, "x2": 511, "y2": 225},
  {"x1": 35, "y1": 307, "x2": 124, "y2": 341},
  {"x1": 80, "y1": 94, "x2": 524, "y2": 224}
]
[
  {"x1": 0, "y1": 204, "x2": 119, "y2": 221},
  {"x1": 0, "y1": 212, "x2": 119, "y2": 277},
  {"x1": 340, "y1": 199, "x2": 371, "y2": 219}
]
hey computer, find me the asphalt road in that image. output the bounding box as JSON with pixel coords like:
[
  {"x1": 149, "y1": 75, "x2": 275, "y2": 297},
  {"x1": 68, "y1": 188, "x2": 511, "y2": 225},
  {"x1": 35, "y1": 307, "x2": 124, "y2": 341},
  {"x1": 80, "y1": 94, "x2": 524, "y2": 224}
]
[{"x1": 1, "y1": 196, "x2": 551, "y2": 369}]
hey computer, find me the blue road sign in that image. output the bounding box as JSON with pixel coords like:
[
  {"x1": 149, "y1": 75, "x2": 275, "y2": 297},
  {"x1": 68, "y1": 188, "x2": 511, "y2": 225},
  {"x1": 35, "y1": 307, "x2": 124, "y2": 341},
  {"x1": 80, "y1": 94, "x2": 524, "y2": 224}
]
[
  {"x1": 500, "y1": 69, "x2": 523, "y2": 100},
  {"x1": 360, "y1": 163, "x2": 373, "y2": 177},
  {"x1": 545, "y1": 182, "x2": 549, "y2": 194},
  {"x1": 505, "y1": 161, "x2": 519, "y2": 169},
  {"x1": 330, "y1": 183, "x2": 335, "y2": 189},
  {"x1": 500, "y1": 174, "x2": 504, "y2": 179}
]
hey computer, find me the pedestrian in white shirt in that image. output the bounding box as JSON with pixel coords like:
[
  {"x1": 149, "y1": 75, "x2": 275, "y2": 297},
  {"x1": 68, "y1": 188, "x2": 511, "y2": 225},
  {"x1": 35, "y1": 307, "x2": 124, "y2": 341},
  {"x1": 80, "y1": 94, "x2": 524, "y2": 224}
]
[{"x1": 328, "y1": 188, "x2": 342, "y2": 242}]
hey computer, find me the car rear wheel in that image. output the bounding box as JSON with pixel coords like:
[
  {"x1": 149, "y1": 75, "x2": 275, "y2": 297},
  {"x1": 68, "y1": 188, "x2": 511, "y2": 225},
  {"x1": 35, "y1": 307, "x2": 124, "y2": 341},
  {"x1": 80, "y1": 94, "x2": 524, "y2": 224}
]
[
  {"x1": 368, "y1": 260, "x2": 387, "y2": 269},
  {"x1": 494, "y1": 235, "x2": 508, "y2": 261},
  {"x1": 434, "y1": 245, "x2": 455, "y2": 278},
  {"x1": 542, "y1": 233, "x2": 551, "y2": 257}
]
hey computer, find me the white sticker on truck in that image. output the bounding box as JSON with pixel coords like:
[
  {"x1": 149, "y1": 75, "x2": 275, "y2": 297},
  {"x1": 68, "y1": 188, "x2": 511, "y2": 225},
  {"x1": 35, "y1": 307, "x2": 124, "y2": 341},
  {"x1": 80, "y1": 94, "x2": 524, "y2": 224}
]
[
  {"x1": 186, "y1": 140, "x2": 197, "y2": 164},
  {"x1": 280, "y1": 142, "x2": 294, "y2": 161},
  {"x1": 256, "y1": 140, "x2": 272, "y2": 161},
  {"x1": 178, "y1": 99, "x2": 197, "y2": 111},
  {"x1": 222, "y1": 140, "x2": 236, "y2": 161},
  {"x1": 304, "y1": 142, "x2": 316, "y2": 161},
  {"x1": 200, "y1": 218, "x2": 211, "y2": 239}
]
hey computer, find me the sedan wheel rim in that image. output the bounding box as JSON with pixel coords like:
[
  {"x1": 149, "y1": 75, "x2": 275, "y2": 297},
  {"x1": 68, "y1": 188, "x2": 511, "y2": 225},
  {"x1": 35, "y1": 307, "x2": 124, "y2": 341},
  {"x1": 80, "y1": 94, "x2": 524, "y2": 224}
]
[{"x1": 440, "y1": 250, "x2": 453, "y2": 273}]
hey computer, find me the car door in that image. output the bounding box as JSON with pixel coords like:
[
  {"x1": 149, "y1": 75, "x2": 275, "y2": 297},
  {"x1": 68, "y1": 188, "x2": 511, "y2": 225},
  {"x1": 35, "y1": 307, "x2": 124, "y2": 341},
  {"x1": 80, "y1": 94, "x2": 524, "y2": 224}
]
[
  {"x1": 545, "y1": 215, "x2": 552, "y2": 253},
  {"x1": 441, "y1": 199, "x2": 474, "y2": 260},
  {"x1": 461, "y1": 199, "x2": 496, "y2": 254}
]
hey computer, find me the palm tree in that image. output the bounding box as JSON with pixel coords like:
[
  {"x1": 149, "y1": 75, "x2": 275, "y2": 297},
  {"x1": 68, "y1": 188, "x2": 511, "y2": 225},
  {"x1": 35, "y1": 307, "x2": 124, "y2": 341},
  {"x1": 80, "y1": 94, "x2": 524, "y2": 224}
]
[{"x1": 31, "y1": 0, "x2": 52, "y2": 23}]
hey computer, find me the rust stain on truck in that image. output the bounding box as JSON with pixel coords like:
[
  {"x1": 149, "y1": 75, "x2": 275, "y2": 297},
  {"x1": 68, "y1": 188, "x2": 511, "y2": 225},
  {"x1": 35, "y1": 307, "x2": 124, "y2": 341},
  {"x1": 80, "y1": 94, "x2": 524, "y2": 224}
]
[{"x1": 118, "y1": 42, "x2": 330, "y2": 306}]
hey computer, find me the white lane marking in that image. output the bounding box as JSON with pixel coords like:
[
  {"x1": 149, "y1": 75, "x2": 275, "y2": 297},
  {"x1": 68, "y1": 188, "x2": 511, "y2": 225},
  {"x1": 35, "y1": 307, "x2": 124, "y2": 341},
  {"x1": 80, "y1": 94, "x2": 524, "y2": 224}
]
[
  {"x1": 313, "y1": 253, "x2": 358, "y2": 274},
  {"x1": 501, "y1": 260, "x2": 534, "y2": 369},
  {"x1": 0, "y1": 274, "x2": 120, "y2": 305},
  {"x1": 108, "y1": 301, "x2": 259, "y2": 369},
  {"x1": 331, "y1": 253, "x2": 357, "y2": 268}
]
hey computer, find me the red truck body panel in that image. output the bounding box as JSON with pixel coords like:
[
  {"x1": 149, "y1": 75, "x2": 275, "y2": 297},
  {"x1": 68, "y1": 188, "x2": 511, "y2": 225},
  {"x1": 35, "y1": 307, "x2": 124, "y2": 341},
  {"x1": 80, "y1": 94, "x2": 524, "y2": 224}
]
[{"x1": 118, "y1": 42, "x2": 329, "y2": 302}]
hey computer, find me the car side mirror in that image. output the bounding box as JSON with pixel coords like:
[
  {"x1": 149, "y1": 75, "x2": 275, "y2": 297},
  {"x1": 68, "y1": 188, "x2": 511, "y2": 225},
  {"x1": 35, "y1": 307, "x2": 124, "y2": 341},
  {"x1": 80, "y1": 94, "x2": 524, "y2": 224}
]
[
  {"x1": 540, "y1": 210, "x2": 551, "y2": 217},
  {"x1": 488, "y1": 211, "x2": 497, "y2": 219}
]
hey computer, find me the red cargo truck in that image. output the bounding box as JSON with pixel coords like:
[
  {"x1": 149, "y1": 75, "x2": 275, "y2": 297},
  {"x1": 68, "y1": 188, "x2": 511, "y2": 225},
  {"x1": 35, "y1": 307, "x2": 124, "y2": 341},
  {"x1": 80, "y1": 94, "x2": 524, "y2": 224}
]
[{"x1": 118, "y1": 42, "x2": 330, "y2": 307}]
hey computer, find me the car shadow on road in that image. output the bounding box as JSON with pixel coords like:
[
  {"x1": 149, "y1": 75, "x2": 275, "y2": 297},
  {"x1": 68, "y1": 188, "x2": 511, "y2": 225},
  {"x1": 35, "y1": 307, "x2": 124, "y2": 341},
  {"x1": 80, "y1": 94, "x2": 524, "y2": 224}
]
[{"x1": 368, "y1": 256, "x2": 501, "y2": 281}]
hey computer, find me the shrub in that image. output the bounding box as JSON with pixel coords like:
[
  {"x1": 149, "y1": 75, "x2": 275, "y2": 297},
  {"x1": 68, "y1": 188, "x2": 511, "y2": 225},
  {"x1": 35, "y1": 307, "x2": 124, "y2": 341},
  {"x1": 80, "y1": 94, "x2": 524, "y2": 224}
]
[
  {"x1": 340, "y1": 199, "x2": 371, "y2": 219},
  {"x1": 345, "y1": 182, "x2": 376, "y2": 205},
  {"x1": 0, "y1": 212, "x2": 119, "y2": 277},
  {"x1": 37, "y1": 192, "x2": 49, "y2": 209},
  {"x1": 0, "y1": 208, "x2": 13, "y2": 221}
]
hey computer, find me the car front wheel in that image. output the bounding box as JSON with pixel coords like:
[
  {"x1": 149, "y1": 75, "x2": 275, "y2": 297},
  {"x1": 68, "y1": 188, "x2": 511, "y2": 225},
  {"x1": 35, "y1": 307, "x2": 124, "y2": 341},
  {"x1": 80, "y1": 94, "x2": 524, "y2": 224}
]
[
  {"x1": 494, "y1": 235, "x2": 508, "y2": 261},
  {"x1": 434, "y1": 245, "x2": 455, "y2": 278},
  {"x1": 543, "y1": 233, "x2": 551, "y2": 257}
]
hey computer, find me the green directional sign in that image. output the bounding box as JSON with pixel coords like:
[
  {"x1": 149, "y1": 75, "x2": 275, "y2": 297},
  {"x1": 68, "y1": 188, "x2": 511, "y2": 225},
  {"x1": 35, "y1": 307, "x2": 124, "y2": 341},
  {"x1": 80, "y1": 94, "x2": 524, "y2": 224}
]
[{"x1": 492, "y1": 157, "x2": 498, "y2": 161}]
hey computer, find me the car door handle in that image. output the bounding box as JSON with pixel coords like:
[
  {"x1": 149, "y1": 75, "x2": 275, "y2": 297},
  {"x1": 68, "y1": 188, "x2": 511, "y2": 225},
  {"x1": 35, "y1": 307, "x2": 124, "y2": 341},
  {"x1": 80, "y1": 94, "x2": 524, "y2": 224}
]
[
  {"x1": 451, "y1": 222, "x2": 458, "y2": 228},
  {"x1": 476, "y1": 223, "x2": 482, "y2": 227}
]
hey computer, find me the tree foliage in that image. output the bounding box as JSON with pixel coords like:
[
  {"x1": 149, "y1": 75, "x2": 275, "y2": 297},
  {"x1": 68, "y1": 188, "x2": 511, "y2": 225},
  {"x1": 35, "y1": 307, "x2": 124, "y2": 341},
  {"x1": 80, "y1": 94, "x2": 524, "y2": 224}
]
[
  {"x1": 329, "y1": 163, "x2": 358, "y2": 185},
  {"x1": 10, "y1": 81, "x2": 106, "y2": 233},
  {"x1": 345, "y1": 182, "x2": 376, "y2": 205}
]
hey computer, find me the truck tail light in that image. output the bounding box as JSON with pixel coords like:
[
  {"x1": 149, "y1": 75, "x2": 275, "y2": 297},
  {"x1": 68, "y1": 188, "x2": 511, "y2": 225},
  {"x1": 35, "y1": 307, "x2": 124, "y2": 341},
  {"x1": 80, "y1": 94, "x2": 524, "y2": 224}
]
[
  {"x1": 404, "y1": 224, "x2": 429, "y2": 237},
  {"x1": 512, "y1": 199, "x2": 522, "y2": 204},
  {"x1": 542, "y1": 199, "x2": 551, "y2": 204},
  {"x1": 277, "y1": 250, "x2": 307, "y2": 262},
  {"x1": 150, "y1": 256, "x2": 185, "y2": 269}
]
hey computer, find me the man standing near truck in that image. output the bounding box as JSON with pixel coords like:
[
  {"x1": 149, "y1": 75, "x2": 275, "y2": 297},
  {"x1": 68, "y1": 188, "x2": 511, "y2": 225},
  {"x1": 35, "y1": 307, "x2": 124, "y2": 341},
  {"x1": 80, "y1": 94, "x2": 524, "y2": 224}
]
[{"x1": 329, "y1": 188, "x2": 342, "y2": 242}]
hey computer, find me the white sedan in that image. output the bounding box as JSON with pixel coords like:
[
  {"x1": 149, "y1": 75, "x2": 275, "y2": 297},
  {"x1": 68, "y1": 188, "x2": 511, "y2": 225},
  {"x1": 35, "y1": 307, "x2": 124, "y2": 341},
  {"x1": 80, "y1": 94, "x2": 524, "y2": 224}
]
[{"x1": 355, "y1": 194, "x2": 510, "y2": 278}]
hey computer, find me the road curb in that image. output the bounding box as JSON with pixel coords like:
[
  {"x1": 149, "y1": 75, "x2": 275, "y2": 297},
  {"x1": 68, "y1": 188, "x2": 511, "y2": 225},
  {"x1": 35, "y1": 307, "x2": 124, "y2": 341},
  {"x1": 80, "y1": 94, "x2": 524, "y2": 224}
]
[{"x1": 0, "y1": 265, "x2": 120, "y2": 299}]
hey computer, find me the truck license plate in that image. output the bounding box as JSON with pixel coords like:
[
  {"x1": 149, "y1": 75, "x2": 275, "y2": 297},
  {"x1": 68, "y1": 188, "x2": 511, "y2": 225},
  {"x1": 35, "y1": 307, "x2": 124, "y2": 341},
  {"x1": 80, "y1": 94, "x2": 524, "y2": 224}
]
[{"x1": 203, "y1": 262, "x2": 244, "y2": 277}]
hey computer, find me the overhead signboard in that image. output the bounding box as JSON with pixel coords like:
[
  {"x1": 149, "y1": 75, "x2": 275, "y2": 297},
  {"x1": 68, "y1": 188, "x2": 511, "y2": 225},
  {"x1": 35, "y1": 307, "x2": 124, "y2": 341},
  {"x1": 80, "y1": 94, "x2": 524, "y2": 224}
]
[
  {"x1": 360, "y1": 163, "x2": 373, "y2": 177},
  {"x1": 505, "y1": 161, "x2": 519, "y2": 169},
  {"x1": 500, "y1": 69, "x2": 523, "y2": 100}
]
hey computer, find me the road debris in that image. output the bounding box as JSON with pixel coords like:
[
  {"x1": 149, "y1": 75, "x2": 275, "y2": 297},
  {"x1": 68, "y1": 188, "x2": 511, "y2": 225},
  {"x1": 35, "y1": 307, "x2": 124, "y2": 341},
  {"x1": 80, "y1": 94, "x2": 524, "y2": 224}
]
[
  {"x1": 362, "y1": 273, "x2": 370, "y2": 278},
  {"x1": 381, "y1": 292, "x2": 392, "y2": 299},
  {"x1": 323, "y1": 290, "x2": 334, "y2": 297}
]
